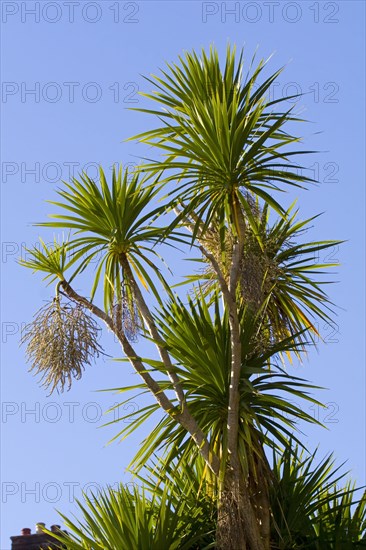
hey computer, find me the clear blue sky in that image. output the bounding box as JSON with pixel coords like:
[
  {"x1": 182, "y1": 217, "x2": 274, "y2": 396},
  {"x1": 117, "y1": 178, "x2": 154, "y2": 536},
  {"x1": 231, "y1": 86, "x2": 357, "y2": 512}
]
[{"x1": 1, "y1": 1, "x2": 365, "y2": 546}]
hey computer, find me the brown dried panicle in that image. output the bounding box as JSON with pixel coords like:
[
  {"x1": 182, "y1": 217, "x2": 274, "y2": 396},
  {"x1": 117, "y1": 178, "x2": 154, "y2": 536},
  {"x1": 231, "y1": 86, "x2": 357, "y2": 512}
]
[{"x1": 21, "y1": 297, "x2": 103, "y2": 394}]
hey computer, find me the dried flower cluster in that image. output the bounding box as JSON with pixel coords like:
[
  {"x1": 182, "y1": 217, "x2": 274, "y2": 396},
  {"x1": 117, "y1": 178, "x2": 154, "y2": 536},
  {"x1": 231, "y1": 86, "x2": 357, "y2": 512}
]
[
  {"x1": 110, "y1": 281, "x2": 140, "y2": 342},
  {"x1": 21, "y1": 297, "x2": 103, "y2": 393},
  {"x1": 240, "y1": 235, "x2": 280, "y2": 310},
  {"x1": 203, "y1": 225, "x2": 280, "y2": 310}
]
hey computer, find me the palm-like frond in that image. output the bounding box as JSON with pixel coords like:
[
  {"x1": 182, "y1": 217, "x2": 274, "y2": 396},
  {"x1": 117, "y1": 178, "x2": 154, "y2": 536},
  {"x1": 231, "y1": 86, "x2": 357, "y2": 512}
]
[
  {"x1": 36, "y1": 166, "x2": 173, "y2": 312},
  {"x1": 18, "y1": 236, "x2": 70, "y2": 284},
  {"x1": 313, "y1": 487, "x2": 366, "y2": 547},
  {"x1": 106, "y1": 292, "x2": 323, "y2": 477},
  {"x1": 135, "y1": 454, "x2": 217, "y2": 547},
  {"x1": 254, "y1": 202, "x2": 341, "y2": 347},
  {"x1": 270, "y1": 443, "x2": 366, "y2": 548},
  {"x1": 130, "y1": 45, "x2": 315, "y2": 238},
  {"x1": 46, "y1": 479, "x2": 215, "y2": 550},
  {"x1": 49, "y1": 442, "x2": 366, "y2": 549},
  {"x1": 192, "y1": 201, "x2": 342, "y2": 349}
]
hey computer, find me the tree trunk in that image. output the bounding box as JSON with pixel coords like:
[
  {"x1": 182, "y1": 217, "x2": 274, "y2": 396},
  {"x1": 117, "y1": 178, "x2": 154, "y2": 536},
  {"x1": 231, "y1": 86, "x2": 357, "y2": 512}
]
[
  {"x1": 254, "y1": 481, "x2": 271, "y2": 549},
  {"x1": 251, "y1": 451, "x2": 271, "y2": 549},
  {"x1": 216, "y1": 469, "x2": 266, "y2": 550}
]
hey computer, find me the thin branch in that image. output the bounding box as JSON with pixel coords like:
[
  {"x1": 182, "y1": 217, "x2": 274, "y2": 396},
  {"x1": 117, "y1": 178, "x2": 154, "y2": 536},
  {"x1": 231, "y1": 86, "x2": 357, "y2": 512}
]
[
  {"x1": 60, "y1": 279, "x2": 220, "y2": 476},
  {"x1": 225, "y1": 197, "x2": 246, "y2": 474},
  {"x1": 119, "y1": 254, "x2": 186, "y2": 406},
  {"x1": 199, "y1": 247, "x2": 231, "y2": 303},
  {"x1": 181, "y1": 208, "x2": 244, "y2": 475},
  {"x1": 229, "y1": 240, "x2": 242, "y2": 296}
]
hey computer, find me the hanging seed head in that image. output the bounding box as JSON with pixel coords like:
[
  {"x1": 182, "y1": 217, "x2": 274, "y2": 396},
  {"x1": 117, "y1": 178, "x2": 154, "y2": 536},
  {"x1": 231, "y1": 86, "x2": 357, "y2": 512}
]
[
  {"x1": 110, "y1": 279, "x2": 140, "y2": 342},
  {"x1": 21, "y1": 298, "x2": 103, "y2": 394}
]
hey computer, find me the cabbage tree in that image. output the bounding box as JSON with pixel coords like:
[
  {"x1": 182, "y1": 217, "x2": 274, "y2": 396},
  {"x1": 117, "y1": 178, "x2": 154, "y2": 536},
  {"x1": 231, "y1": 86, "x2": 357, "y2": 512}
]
[{"x1": 20, "y1": 47, "x2": 342, "y2": 550}]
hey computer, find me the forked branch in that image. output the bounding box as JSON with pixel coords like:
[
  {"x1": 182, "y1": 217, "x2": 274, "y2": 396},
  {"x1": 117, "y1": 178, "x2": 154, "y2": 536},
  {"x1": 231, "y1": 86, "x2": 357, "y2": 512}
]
[{"x1": 60, "y1": 279, "x2": 220, "y2": 476}]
